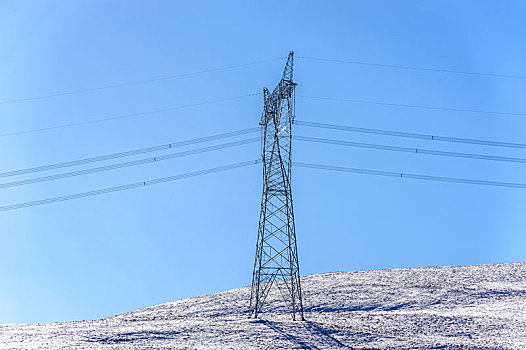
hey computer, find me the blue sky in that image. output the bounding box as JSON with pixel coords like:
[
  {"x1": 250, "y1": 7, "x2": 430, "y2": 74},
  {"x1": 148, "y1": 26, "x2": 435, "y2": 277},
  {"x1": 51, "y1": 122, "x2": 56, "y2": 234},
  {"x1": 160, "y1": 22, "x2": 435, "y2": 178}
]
[{"x1": 1, "y1": 1, "x2": 525, "y2": 324}]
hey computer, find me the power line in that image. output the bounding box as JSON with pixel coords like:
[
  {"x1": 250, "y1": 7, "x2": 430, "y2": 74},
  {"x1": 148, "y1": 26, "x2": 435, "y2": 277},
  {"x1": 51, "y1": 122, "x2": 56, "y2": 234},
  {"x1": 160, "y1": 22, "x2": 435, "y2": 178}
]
[
  {"x1": 0, "y1": 93, "x2": 261, "y2": 138},
  {"x1": 294, "y1": 162, "x2": 526, "y2": 189},
  {"x1": 296, "y1": 135, "x2": 526, "y2": 164},
  {"x1": 297, "y1": 56, "x2": 526, "y2": 80},
  {"x1": 0, "y1": 138, "x2": 259, "y2": 189},
  {"x1": 298, "y1": 95, "x2": 526, "y2": 117},
  {"x1": 5, "y1": 55, "x2": 521, "y2": 107},
  {"x1": 0, "y1": 127, "x2": 259, "y2": 178},
  {"x1": 295, "y1": 120, "x2": 526, "y2": 150},
  {"x1": 0, "y1": 57, "x2": 283, "y2": 105},
  {"x1": 0, "y1": 160, "x2": 261, "y2": 212}
]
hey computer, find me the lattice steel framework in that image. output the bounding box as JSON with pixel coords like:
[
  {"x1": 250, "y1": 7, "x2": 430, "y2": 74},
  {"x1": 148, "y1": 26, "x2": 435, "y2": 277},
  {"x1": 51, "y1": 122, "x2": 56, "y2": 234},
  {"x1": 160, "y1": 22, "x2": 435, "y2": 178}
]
[{"x1": 249, "y1": 52, "x2": 304, "y2": 320}]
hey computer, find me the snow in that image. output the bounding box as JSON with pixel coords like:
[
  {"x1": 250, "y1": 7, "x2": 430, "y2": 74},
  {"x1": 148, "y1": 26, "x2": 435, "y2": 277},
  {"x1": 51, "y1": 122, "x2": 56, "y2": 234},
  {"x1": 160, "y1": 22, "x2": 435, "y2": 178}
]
[{"x1": 1, "y1": 262, "x2": 526, "y2": 349}]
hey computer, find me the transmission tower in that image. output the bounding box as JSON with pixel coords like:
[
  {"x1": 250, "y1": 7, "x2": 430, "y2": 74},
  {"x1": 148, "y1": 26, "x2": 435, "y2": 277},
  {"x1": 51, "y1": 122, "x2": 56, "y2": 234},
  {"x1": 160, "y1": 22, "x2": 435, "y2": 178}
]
[{"x1": 249, "y1": 52, "x2": 304, "y2": 320}]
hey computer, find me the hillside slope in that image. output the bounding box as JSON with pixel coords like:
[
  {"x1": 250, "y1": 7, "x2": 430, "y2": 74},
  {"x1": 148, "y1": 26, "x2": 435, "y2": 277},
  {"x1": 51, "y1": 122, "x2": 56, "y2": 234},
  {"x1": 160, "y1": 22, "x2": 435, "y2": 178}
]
[{"x1": 1, "y1": 263, "x2": 526, "y2": 349}]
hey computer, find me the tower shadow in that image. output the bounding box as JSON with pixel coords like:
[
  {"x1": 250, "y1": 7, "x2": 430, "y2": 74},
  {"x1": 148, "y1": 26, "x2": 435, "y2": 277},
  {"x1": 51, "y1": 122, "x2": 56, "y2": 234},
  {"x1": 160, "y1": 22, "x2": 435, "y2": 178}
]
[{"x1": 259, "y1": 319, "x2": 355, "y2": 349}]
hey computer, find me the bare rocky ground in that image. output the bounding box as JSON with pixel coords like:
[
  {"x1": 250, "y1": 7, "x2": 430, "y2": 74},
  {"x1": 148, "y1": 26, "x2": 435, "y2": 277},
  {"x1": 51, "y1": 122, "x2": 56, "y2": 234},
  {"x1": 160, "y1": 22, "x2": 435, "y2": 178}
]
[{"x1": 1, "y1": 262, "x2": 525, "y2": 349}]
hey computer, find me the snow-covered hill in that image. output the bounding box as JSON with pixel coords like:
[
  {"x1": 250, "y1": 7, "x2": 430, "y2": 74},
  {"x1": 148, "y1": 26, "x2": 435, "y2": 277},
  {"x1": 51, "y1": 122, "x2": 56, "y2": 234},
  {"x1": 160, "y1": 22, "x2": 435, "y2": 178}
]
[{"x1": 2, "y1": 263, "x2": 526, "y2": 349}]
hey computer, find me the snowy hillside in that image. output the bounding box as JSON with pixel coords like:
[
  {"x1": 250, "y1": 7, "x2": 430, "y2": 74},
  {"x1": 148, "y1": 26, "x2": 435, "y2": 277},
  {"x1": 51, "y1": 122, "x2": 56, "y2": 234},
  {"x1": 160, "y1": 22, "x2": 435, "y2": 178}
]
[{"x1": 1, "y1": 263, "x2": 526, "y2": 349}]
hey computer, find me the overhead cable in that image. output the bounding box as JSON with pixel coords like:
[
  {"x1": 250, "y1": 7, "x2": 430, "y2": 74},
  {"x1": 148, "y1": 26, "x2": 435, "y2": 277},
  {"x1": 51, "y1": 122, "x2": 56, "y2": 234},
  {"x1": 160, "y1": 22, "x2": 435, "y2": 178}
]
[
  {"x1": 0, "y1": 127, "x2": 259, "y2": 178},
  {"x1": 295, "y1": 120, "x2": 526, "y2": 150},
  {"x1": 0, "y1": 93, "x2": 261, "y2": 138},
  {"x1": 298, "y1": 95, "x2": 526, "y2": 117},
  {"x1": 0, "y1": 57, "x2": 283, "y2": 105},
  {"x1": 0, "y1": 138, "x2": 259, "y2": 189},
  {"x1": 295, "y1": 135, "x2": 526, "y2": 164},
  {"x1": 0, "y1": 160, "x2": 261, "y2": 212},
  {"x1": 294, "y1": 162, "x2": 526, "y2": 189},
  {"x1": 297, "y1": 56, "x2": 526, "y2": 80}
]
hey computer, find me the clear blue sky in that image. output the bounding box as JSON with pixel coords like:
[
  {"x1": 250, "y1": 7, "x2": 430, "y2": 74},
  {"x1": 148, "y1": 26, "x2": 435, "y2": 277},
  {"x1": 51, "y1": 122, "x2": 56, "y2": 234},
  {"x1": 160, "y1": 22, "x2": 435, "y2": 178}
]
[{"x1": 1, "y1": 1, "x2": 525, "y2": 324}]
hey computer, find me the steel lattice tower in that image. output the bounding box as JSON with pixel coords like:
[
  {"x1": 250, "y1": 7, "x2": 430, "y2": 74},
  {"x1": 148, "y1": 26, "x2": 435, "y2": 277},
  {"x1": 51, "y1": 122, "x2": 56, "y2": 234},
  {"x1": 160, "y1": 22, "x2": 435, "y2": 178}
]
[{"x1": 249, "y1": 52, "x2": 304, "y2": 320}]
